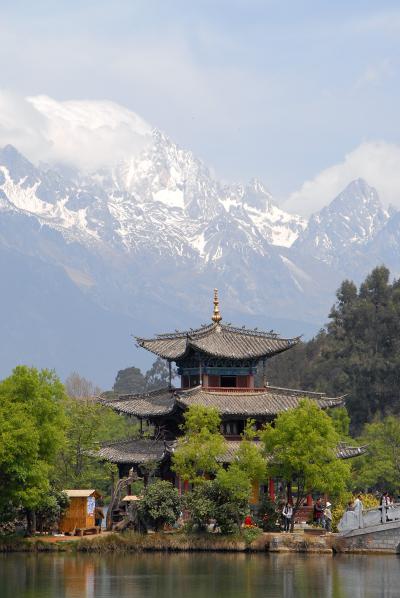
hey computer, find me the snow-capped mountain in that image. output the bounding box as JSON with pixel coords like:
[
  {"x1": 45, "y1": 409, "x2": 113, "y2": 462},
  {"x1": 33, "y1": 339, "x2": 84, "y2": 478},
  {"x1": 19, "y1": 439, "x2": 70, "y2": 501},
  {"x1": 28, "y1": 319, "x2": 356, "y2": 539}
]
[
  {"x1": 0, "y1": 109, "x2": 398, "y2": 386},
  {"x1": 293, "y1": 179, "x2": 389, "y2": 263}
]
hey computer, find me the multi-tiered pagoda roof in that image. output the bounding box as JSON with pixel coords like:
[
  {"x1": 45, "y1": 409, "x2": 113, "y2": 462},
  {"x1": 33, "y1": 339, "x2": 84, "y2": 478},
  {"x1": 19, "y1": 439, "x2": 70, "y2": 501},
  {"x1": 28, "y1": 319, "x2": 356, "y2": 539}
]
[
  {"x1": 136, "y1": 322, "x2": 299, "y2": 361},
  {"x1": 96, "y1": 289, "x2": 366, "y2": 471},
  {"x1": 100, "y1": 385, "x2": 345, "y2": 419}
]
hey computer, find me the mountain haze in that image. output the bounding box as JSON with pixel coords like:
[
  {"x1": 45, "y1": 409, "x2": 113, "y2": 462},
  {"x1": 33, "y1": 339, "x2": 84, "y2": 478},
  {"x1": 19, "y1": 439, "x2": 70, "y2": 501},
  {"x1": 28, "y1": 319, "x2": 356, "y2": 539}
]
[{"x1": 0, "y1": 104, "x2": 398, "y2": 386}]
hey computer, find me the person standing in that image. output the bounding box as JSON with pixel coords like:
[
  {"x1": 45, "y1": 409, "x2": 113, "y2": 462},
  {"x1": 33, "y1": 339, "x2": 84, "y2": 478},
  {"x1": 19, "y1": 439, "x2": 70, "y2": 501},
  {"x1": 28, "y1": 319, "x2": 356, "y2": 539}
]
[
  {"x1": 314, "y1": 498, "x2": 324, "y2": 527},
  {"x1": 282, "y1": 503, "x2": 293, "y2": 532},
  {"x1": 380, "y1": 492, "x2": 390, "y2": 522},
  {"x1": 324, "y1": 502, "x2": 333, "y2": 532},
  {"x1": 353, "y1": 494, "x2": 363, "y2": 528}
]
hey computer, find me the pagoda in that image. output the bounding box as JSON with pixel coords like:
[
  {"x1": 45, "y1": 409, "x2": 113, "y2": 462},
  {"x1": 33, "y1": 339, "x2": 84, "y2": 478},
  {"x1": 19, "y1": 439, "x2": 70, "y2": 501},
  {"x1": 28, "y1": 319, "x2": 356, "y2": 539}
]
[{"x1": 98, "y1": 290, "x2": 364, "y2": 501}]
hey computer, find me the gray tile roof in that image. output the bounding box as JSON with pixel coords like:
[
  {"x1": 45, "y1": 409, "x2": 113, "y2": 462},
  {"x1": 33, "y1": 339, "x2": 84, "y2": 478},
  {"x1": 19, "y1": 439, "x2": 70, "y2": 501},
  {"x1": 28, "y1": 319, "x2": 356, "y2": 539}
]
[
  {"x1": 175, "y1": 386, "x2": 345, "y2": 417},
  {"x1": 100, "y1": 385, "x2": 345, "y2": 419},
  {"x1": 94, "y1": 438, "x2": 365, "y2": 465},
  {"x1": 336, "y1": 443, "x2": 368, "y2": 459},
  {"x1": 99, "y1": 387, "x2": 176, "y2": 417},
  {"x1": 95, "y1": 438, "x2": 173, "y2": 464},
  {"x1": 136, "y1": 322, "x2": 299, "y2": 361}
]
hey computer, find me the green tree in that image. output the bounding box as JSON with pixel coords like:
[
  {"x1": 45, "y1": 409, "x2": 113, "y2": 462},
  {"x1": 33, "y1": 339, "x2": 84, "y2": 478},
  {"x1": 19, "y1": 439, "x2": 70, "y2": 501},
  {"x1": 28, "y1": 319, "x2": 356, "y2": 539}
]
[
  {"x1": 0, "y1": 366, "x2": 67, "y2": 532},
  {"x1": 113, "y1": 366, "x2": 146, "y2": 395},
  {"x1": 183, "y1": 468, "x2": 251, "y2": 534},
  {"x1": 262, "y1": 399, "x2": 351, "y2": 531},
  {"x1": 234, "y1": 420, "x2": 266, "y2": 483},
  {"x1": 58, "y1": 397, "x2": 135, "y2": 493},
  {"x1": 144, "y1": 357, "x2": 177, "y2": 391},
  {"x1": 171, "y1": 405, "x2": 226, "y2": 484},
  {"x1": 210, "y1": 466, "x2": 251, "y2": 533},
  {"x1": 139, "y1": 480, "x2": 180, "y2": 531},
  {"x1": 329, "y1": 407, "x2": 351, "y2": 439},
  {"x1": 353, "y1": 416, "x2": 400, "y2": 494},
  {"x1": 265, "y1": 267, "x2": 400, "y2": 432},
  {"x1": 182, "y1": 482, "x2": 215, "y2": 531}
]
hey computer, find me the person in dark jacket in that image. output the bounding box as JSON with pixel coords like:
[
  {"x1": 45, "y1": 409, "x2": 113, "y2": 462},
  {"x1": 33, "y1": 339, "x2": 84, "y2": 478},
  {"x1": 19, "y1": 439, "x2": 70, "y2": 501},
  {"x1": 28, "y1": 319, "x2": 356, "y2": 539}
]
[
  {"x1": 313, "y1": 498, "x2": 324, "y2": 526},
  {"x1": 282, "y1": 503, "x2": 293, "y2": 532}
]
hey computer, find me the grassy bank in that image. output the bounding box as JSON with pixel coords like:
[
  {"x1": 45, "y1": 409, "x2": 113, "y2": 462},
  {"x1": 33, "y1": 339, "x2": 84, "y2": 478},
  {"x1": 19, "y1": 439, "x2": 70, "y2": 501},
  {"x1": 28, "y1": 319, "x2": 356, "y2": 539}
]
[
  {"x1": 0, "y1": 531, "x2": 334, "y2": 554},
  {"x1": 0, "y1": 536, "x2": 71, "y2": 553},
  {"x1": 77, "y1": 531, "x2": 332, "y2": 554}
]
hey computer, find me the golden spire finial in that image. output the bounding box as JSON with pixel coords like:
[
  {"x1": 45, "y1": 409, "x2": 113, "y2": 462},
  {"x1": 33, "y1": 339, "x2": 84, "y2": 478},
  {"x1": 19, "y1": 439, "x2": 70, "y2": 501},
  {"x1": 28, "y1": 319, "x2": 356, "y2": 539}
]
[{"x1": 211, "y1": 288, "x2": 222, "y2": 324}]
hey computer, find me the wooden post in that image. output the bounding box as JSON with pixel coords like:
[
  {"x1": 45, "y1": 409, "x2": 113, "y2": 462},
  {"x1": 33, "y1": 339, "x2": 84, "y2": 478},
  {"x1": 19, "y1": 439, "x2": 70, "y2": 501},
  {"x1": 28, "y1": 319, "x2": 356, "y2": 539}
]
[
  {"x1": 262, "y1": 358, "x2": 267, "y2": 387},
  {"x1": 306, "y1": 493, "x2": 313, "y2": 506},
  {"x1": 168, "y1": 360, "x2": 172, "y2": 389}
]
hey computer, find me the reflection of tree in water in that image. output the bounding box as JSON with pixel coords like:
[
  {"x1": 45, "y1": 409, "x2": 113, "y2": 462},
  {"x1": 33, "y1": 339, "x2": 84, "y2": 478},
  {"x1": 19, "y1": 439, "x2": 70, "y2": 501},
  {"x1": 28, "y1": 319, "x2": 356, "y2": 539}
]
[{"x1": 2, "y1": 553, "x2": 400, "y2": 598}]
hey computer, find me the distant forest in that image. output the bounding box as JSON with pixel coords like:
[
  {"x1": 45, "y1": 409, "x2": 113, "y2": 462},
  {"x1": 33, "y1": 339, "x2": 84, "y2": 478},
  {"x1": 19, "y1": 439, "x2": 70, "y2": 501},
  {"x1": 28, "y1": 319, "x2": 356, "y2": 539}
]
[
  {"x1": 263, "y1": 266, "x2": 400, "y2": 433},
  {"x1": 111, "y1": 265, "x2": 400, "y2": 434}
]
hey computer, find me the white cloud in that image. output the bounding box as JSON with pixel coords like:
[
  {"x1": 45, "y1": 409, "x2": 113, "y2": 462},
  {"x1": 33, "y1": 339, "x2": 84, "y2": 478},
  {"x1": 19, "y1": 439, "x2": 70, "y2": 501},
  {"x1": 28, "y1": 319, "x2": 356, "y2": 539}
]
[
  {"x1": 0, "y1": 92, "x2": 153, "y2": 171},
  {"x1": 284, "y1": 141, "x2": 400, "y2": 216}
]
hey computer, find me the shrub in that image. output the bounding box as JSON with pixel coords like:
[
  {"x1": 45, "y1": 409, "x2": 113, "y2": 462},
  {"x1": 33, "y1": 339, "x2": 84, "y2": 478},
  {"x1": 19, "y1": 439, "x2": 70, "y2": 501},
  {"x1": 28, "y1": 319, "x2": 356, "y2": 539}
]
[
  {"x1": 241, "y1": 526, "x2": 263, "y2": 545},
  {"x1": 256, "y1": 494, "x2": 280, "y2": 531},
  {"x1": 208, "y1": 468, "x2": 250, "y2": 534},
  {"x1": 139, "y1": 480, "x2": 180, "y2": 531},
  {"x1": 182, "y1": 483, "x2": 214, "y2": 531}
]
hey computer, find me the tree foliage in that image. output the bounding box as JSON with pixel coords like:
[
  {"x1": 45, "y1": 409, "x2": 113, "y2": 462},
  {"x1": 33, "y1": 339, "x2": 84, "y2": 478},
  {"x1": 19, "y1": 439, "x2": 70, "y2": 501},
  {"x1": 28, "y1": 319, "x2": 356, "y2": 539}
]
[
  {"x1": 0, "y1": 366, "x2": 67, "y2": 521},
  {"x1": 353, "y1": 416, "x2": 400, "y2": 494},
  {"x1": 262, "y1": 399, "x2": 351, "y2": 529},
  {"x1": 234, "y1": 420, "x2": 266, "y2": 483},
  {"x1": 65, "y1": 372, "x2": 101, "y2": 400},
  {"x1": 58, "y1": 397, "x2": 135, "y2": 493},
  {"x1": 183, "y1": 468, "x2": 251, "y2": 534},
  {"x1": 171, "y1": 405, "x2": 225, "y2": 483},
  {"x1": 113, "y1": 366, "x2": 146, "y2": 395},
  {"x1": 266, "y1": 266, "x2": 400, "y2": 432},
  {"x1": 139, "y1": 480, "x2": 180, "y2": 531}
]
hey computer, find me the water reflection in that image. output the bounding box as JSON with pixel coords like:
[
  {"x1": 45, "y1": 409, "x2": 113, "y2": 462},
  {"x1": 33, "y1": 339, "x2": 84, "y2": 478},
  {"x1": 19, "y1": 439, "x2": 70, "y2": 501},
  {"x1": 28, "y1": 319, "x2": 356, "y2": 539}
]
[{"x1": 0, "y1": 552, "x2": 399, "y2": 598}]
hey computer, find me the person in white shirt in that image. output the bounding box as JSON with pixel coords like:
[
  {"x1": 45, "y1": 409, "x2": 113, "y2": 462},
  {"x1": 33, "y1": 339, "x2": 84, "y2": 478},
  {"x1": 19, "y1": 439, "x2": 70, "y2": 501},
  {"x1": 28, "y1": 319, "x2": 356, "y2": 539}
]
[
  {"x1": 324, "y1": 502, "x2": 333, "y2": 532},
  {"x1": 282, "y1": 503, "x2": 293, "y2": 532},
  {"x1": 353, "y1": 494, "x2": 363, "y2": 528}
]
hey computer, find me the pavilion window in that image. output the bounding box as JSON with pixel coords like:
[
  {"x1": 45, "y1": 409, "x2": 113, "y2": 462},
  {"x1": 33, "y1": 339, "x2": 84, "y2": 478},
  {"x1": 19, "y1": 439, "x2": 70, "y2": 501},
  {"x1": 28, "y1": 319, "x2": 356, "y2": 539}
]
[
  {"x1": 220, "y1": 375, "x2": 237, "y2": 388},
  {"x1": 224, "y1": 421, "x2": 238, "y2": 436}
]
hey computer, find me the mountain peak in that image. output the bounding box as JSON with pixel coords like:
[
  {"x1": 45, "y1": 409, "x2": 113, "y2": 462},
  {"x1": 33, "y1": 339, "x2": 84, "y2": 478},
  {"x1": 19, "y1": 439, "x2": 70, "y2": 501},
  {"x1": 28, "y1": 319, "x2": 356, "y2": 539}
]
[
  {"x1": 294, "y1": 178, "x2": 388, "y2": 261},
  {"x1": 0, "y1": 144, "x2": 38, "y2": 183}
]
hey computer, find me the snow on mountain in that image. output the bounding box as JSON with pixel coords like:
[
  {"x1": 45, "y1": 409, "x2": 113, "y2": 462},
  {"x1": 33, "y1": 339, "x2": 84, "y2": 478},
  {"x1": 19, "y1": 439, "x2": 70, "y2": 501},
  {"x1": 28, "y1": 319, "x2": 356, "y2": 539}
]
[
  {"x1": 0, "y1": 105, "x2": 398, "y2": 385},
  {"x1": 294, "y1": 178, "x2": 390, "y2": 263}
]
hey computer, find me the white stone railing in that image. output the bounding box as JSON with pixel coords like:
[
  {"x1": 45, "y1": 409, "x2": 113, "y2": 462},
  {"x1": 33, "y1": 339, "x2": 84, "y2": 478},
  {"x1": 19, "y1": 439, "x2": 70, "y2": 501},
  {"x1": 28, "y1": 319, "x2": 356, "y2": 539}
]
[{"x1": 338, "y1": 504, "x2": 400, "y2": 533}]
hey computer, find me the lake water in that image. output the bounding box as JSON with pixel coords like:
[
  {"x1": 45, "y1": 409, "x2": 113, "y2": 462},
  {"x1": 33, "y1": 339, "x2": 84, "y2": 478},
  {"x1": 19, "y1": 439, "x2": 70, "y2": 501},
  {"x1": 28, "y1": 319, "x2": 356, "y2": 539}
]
[{"x1": 1, "y1": 552, "x2": 399, "y2": 598}]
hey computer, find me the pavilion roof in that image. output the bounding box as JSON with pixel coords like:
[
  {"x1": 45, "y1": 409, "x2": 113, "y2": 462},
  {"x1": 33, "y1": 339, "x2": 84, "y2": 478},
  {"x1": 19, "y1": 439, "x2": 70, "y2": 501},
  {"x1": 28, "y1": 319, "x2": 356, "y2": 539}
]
[
  {"x1": 93, "y1": 438, "x2": 366, "y2": 465},
  {"x1": 101, "y1": 387, "x2": 176, "y2": 417},
  {"x1": 136, "y1": 322, "x2": 299, "y2": 361},
  {"x1": 100, "y1": 385, "x2": 345, "y2": 419},
  {"x1": 95, "y1": 438, "x2": 174, "y2": 464}
]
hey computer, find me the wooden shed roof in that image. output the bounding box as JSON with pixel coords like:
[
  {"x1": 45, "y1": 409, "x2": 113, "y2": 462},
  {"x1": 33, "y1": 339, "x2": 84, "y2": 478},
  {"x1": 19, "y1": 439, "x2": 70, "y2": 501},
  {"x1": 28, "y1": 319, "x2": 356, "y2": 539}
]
[{"x1": 65, "y1": 489, "x2": 99, "y2": 498}]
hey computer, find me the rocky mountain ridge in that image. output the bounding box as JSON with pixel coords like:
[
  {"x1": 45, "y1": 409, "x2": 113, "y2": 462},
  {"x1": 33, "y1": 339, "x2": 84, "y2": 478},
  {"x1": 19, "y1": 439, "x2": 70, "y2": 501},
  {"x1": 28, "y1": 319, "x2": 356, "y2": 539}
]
[{"x1": 0, "y1": 129, "x2": 398, "y2": 386}]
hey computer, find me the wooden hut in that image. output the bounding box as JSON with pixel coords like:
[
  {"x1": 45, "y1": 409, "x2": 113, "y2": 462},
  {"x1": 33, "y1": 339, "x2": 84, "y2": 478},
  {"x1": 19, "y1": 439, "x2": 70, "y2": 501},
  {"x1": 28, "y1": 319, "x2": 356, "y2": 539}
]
[{"x1": 59, "y1": 489, "x2": 101, "y2": 534}]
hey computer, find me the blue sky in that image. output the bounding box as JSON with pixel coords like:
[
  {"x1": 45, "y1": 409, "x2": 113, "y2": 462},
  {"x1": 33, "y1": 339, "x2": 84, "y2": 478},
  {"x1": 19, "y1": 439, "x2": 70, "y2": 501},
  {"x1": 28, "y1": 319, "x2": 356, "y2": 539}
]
[{"x1": 1, "y1": 1, "x2": 400, "y2": 212}]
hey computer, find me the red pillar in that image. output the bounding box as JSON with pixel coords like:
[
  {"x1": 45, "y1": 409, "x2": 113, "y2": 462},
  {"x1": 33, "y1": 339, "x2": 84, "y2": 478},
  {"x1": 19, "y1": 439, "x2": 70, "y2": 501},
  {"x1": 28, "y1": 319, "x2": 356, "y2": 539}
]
[
  {"x1": 306, "y1": 493, "x2": 313, "y2": 506},
  {"x1": 268, "y1": 478, "x2": 275, "y2": 500}
]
